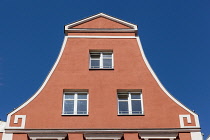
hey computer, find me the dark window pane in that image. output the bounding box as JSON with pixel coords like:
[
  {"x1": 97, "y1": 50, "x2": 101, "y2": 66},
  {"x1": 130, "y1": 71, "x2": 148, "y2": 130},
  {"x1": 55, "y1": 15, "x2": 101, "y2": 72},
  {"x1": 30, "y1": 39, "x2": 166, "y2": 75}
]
[
  {"x1": 65, "y1": 94, "x2": 74, "y2": 99},
  {"x1": 64, "y1": 100, "x2": 74, "y2": 114},
  {"x1": 118, "y1": 94, "x2": 128, "y2": 100},
  {"x1": 119, "y1": 101, "x2": 128, "y2": 114},
  {"x1": 78, "y1": 93, "x2": 87, "y2": 99},
  {"x1": 91, "y1": 60, "x2": 100, "y2": 68},
  {"x1": 103, "y1": 59, "x2": 112, "y2": 68},
  {"x1": 131, "y1": 93, "x2": 141, "y2": 99},
  {"x1": 103, "y1": 53, "x2": 112, "y2": 58},
  {"x1": 131, "y1": 100, "x2": 142, "y2": 114},
  {"x1": 77, "y1": 100, "x2": 87, "y2": 114},
  {"x1": 90, "y1": 54, "x2": 100, "y2": 58}
]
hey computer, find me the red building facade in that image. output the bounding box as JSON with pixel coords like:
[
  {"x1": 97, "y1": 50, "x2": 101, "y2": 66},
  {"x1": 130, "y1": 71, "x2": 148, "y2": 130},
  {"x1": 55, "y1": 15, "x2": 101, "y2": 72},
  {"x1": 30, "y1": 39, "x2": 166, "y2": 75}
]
[{"x1": 1, "y1": 13, "x2": 202, "y2": 140}]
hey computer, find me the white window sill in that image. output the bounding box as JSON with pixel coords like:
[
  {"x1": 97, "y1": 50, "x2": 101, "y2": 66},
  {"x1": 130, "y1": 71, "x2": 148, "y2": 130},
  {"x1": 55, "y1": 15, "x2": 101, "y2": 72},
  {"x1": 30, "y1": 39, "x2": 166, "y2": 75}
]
[
  {"x1": 89, "y1": 68, "x2": 114, "y2": 70},
  {"x1": 62, "y1": 114, "x2": 89, "y2": 116},
  {"x1": 118, "y1": 114, "x2": 144, "y2": 116}
]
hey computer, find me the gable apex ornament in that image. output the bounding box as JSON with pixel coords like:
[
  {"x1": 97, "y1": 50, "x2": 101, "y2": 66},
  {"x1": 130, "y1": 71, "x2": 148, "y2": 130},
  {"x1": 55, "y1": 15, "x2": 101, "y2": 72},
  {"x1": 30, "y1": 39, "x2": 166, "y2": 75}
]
[{"x1": 64, "y1": 13, "x2": 138, "y2": 35}]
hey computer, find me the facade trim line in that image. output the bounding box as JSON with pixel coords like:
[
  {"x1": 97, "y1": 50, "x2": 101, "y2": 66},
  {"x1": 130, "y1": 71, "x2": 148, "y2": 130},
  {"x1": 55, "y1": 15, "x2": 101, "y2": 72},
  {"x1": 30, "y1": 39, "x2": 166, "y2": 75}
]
[
  {"x1": 6, "y1": 36, "x2": 69, "y2": 128},
  {"x1": 67, "y1": 36, "x2": 136, "y2": 38},
  {"x1": 65, "y1": 13, "x2": 137, "y2": 30},
  {"x1": 136, "y1": 36, "x2": 200, "y2": 128},
  {"x1": 5, "y1": 128, "x2": 201, "y2": 134},
  {"x1": 65, "y1": 29, "x2": 137, "y2": 33}
]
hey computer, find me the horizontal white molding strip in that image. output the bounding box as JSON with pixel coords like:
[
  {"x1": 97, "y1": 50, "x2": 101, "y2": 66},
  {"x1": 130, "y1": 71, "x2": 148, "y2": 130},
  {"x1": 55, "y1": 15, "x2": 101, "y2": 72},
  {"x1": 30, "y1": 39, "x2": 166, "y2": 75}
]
[
  {"x1": 5, "y1": 128, "x2": 201, "y2": 134},
  {"x1": 66, "y1": 29, "x2": 136, "y2": 33},
  {"x1": 67, "y1": 36, "x2": 137, "y2": 38}
]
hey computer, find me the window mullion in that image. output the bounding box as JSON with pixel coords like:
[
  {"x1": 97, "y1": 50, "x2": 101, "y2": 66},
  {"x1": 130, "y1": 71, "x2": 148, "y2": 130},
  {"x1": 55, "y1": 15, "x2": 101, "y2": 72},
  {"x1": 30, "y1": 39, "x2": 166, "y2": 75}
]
[
  {"x1": 128, "y1": 92, "x2": 132, "y2": 115},
  {"x1": 141, "y1": 93, "x2": 144, "y2": 114},
  {"x1": 100, "y1": 52, "x2": 103, "y2": 68},
  {"x1": 112, "y1": 53, "x2": 114, "y2": 68},
  {"x1": 74, "y1": 93, "x2": 77, "y2": 115},
  {"x1": 62, "y1": 94, "x2": 65, "y2": 114}
]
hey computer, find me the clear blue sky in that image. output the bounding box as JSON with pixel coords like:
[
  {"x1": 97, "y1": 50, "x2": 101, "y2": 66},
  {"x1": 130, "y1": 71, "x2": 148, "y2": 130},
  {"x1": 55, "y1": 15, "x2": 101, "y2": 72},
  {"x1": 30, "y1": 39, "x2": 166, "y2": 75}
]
[{"x1": 0, "y1": 0, "x2": 209, "y2": 139}]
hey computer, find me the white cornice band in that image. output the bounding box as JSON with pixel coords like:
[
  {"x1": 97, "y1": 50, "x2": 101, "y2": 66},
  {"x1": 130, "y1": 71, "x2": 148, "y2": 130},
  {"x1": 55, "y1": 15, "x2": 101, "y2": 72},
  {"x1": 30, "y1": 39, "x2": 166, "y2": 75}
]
[
  {"x1": 5, "y1": 128, "x2": 201, "y2": 134},
  {"x1": 65, "y1": 29, "x2": 137, "y2": 33}
]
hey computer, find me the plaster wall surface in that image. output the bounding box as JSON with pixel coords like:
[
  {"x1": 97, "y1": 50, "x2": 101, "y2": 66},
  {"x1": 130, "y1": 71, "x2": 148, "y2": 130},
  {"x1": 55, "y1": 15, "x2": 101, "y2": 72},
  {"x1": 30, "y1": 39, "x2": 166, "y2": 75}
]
[
  {"x1": 72, "y1": 17, "x2": 131, "y2": 29},
  {"x1": 179, "y1": 133, "x2": 191, "y2": 140},
  {"x1": 8, "y1": 15, "x2": 197, "y2": 130},
  {"x1": 12, "y1": 134, "x2": 28, "y2": 140},
  {"x1": 9, "y1": 37, "x2": 195, "y2": 129}
]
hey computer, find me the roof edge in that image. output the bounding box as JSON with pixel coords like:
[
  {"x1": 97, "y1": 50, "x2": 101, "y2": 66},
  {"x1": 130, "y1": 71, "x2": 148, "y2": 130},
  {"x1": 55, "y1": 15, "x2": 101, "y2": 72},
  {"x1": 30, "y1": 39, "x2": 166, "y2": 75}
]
[
  {"x1": 136, "y1": 36, "x2": 200, "y2": 128},
  {"x1": 6, "y1": 36, "x2": 69, "y2": 128},
  {"x1": 65, "y1": 13, "x2": 138, "y2": 31}
]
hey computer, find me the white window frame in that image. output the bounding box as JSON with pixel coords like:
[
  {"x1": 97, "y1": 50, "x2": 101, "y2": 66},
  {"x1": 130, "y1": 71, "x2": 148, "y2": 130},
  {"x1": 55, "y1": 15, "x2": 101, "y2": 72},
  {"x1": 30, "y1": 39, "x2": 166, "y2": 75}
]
[
  {"x1": 89, "y1": 52, "x2": 114, "y2": 69},
  {"x1": 117, "y1": 92, "x2": 144, "y2": 115},
  {"x1": 62, "y1": 92, "x2": 88, "y2": 115}
]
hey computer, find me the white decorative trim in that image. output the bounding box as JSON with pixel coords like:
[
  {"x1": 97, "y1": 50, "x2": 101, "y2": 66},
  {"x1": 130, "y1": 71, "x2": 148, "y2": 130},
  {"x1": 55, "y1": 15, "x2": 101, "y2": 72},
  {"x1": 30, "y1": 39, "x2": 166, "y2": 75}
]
[
  {"x1": 6, "y1": 115, "x2": 26, "y2": 129},
  {"x1": 6, "y1": 37, "x2": 68, "y2": 127},
  {"x1": 191, "y1": 132, "x2": 203, "y2": 140},
  {"x1": 66, "y1": 29, "x2": 136, "y2": 33},
  {"x1": 67, "y1": 36, "x2": 136, "y2": 38},
  {"x1": 136, "y1": 36, "x2": 200, "y2": 128},
  {"x1": 28, "y1": 134, "x2": 67, "y2": 140},
  {"x1": 2, "y1": 133, "x2": 13, "y2": 140},
  {"x1": 194, "y1": 113, "x2": 200, "y2": 128},
  {"x1": 85, "y1": 134, "x2": 122, "y2": 140},
  {"x1": 142, "y1": 137, "x2": 176, "y2": 140},
  {"x1": 5, "y1": 128, "x2": 201, "y2": 134},
  {"x1": 139, "y1": 132, "x2": 178, "y2": 140},
  {"x1": 0, "y1": 121, "x2": 6, "y2": 132},
  {"x1": 65, "y1": 13, "x2": 137, "y2": 30},
  {"x1": 179, "y1": 115, "x2": 192, "y2": 128}
]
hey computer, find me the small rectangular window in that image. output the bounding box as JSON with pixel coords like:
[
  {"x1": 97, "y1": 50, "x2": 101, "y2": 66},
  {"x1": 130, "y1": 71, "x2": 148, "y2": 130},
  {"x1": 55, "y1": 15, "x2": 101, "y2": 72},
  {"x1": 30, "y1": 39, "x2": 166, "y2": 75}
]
[
  {"x1": 63, "y1": 92, "x2": 88, "y2": 115},
  {"x1": 90, "y1": 52, "x2": 113, "y2": 69},
  {"x1": 118, "y1": 92, "x2": 143, "y2": 115}
]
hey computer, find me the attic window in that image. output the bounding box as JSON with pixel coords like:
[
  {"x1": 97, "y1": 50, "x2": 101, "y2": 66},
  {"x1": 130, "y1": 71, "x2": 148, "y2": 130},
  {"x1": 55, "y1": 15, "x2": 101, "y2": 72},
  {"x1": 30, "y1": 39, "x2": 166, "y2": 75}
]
[{"x1": 89, "y1": 51, "x2": 114, "y2": 69}]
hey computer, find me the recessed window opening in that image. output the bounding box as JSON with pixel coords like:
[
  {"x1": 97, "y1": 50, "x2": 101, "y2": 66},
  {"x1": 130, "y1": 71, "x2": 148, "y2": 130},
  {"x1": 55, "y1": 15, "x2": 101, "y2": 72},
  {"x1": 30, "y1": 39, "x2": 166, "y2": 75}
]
[
  {"x1": 118, "y1": 91, "x2": 143, "y2": 115},
  {"x1": 63, "y1": 92, "x2": 88, "y2": 115},
  {"x1": 90, "y1": 52, "x2": 113, "y2": 69}
]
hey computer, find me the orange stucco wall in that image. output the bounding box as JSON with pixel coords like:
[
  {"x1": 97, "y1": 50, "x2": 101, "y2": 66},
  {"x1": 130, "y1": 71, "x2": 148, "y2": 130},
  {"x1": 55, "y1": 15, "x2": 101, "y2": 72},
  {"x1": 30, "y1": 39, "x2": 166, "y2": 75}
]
[
  {"x1": 124, "y1": 133, "x2": 140, "y2": 140},
  {"x1": 68, "y1": 133, "x2": 83, "y2": 140},
  {"x1": 8, "y1": 16, "x2": 197, "y2": 132},
  {"x1": 9, "y1": 37, "x2": 196, "y2": 129},
  {"x1": 13, "y1": 134, "x2": 28, "y2": 140},
  {"x1": 72, "y1": 17, "x2": 131, "y2": 29},
  {"x1": 179, "y1": 133, "x2": 191, "y2": 140},
  {"x1": 0, "y1": 133, "x2": 2, "y2": 140}
]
